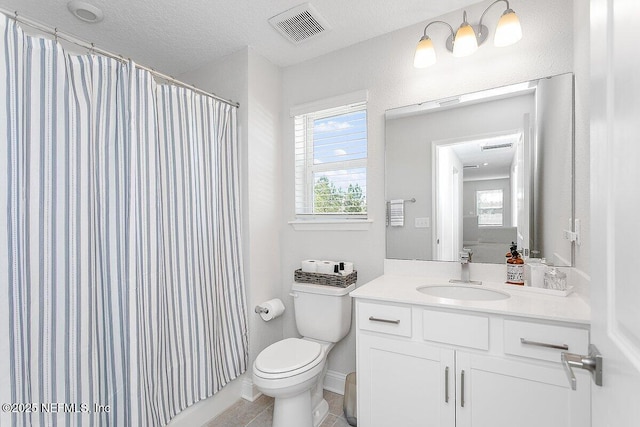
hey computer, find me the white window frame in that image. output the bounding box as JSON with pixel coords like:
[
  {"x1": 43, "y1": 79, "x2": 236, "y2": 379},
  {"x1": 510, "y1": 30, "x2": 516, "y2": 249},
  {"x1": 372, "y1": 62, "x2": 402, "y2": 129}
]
[{"x1": 290, "y1": 91, "x2": 369, "y2": 225}]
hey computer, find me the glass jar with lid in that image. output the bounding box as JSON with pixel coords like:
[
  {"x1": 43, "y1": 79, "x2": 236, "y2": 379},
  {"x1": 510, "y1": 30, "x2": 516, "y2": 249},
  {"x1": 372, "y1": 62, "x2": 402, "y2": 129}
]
[{"x1": 544, "y1": 267, "x2": 567, "y2": 291}]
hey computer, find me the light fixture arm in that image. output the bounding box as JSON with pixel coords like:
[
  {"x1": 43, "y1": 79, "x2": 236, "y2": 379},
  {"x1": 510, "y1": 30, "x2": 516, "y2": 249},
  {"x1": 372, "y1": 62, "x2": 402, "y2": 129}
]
[{"x1": 420, "y1": 20, "x2": 455, "y2": 41}]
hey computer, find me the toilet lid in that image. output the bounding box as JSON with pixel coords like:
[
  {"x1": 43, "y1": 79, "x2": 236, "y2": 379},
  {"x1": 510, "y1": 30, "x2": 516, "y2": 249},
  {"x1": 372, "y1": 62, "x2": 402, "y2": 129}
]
[{"x1": 255, "y1": 338, "x2": 322, "y2": 374}]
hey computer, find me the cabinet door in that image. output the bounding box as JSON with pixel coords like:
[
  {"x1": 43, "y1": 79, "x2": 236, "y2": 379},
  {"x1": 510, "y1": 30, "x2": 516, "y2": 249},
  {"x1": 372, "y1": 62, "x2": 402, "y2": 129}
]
[
  {"x1": 456, "y1": 352, "x2": 590, "y2": 427},
  {"x1": 357, "y1": 333, "x2": 455, "y2": 427}
]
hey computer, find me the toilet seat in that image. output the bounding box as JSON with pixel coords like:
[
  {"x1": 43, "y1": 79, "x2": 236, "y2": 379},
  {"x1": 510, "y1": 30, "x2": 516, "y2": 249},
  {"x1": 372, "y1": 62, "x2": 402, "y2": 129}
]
[{"x1": 254, "y1": 338, "x2": 324, "y2": 379}]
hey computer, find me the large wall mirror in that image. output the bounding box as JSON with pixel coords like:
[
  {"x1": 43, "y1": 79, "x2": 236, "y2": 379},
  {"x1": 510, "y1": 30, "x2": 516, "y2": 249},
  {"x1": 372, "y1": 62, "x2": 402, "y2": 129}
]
[{"x1": 385, "y1": 73, "x2": 574, "y2": 266}]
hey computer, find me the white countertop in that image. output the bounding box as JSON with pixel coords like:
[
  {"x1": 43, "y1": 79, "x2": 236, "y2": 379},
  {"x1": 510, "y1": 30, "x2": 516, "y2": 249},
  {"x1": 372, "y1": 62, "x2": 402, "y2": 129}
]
[{"x1": 350, "y1": 274, "x2": 591, "y2": 325}]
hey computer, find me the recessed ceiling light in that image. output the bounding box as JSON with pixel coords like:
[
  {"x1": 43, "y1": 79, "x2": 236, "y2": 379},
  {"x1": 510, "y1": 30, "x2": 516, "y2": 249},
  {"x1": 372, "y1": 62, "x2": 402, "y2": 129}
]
[{"x1": 67, "y1": 0, "x2": 104, "y2": 23}]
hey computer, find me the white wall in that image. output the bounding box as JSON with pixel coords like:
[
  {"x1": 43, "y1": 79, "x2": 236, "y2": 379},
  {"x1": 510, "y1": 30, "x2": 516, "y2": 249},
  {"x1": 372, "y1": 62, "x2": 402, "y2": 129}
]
[
  {"x1": 245, "y1": 49, "x2": 284, "y2": 367},
  {"x1": 280, "y1": 0, "x2": 582, "y2": 380}
]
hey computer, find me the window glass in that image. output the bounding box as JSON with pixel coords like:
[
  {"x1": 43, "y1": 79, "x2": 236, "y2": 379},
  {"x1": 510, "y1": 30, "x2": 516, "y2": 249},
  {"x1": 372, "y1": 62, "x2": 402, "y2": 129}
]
[
  {"x1": 477, "y1": 189, "x2": 503, "y2": 226},
  {"x1": 295, "y1": 102, "x2": 367, "y2": 218}
]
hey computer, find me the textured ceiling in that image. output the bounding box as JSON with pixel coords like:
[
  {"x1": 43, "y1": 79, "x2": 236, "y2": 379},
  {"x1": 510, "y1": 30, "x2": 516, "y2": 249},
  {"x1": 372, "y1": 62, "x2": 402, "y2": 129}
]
[
  {"x1": 0, "y1": 0, "x2": 482, "y2": 75},
  {"x1": 451, "y1": 134, "x2": 520, "y2": 181}
]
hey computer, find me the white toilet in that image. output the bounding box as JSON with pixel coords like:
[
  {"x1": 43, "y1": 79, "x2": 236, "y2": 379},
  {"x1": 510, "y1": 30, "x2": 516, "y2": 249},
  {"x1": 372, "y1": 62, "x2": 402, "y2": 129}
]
[{"x1": 252, "y1": 282, "x2": 355, "y2": 427}]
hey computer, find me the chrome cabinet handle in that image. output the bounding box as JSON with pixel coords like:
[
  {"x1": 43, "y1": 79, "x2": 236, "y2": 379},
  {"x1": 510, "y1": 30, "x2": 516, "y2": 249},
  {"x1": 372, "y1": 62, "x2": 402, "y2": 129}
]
[
  {"x1": 368, "y1": 316, "x2": 400, "y2": 324},
  {"x1": 561, "y1": 344, "x2": 603, "y2": 391},
  {"x1": 520, "y1": 338, "x2": 569, "y2": 351},
  {"x1": 460, "y1": 370, "x2": 465, "y2": 408},
  {"x1": 444, "y1": 366, "x2": 449, "y2": 403}
]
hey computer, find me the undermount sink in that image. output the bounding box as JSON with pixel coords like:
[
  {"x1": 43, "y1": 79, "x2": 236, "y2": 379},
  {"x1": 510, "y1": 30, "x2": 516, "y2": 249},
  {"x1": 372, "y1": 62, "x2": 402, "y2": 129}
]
[{"x1": 417, "y1": 285, "x2": 510, "y2": 301}]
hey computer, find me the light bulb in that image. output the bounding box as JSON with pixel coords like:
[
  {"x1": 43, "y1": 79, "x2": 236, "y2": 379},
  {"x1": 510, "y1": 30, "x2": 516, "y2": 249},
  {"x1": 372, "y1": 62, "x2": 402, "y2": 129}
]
[
  {"x1": 453, "y1": 23, "x2": 478, "y2": 57},
  {"x1": 494, "y1": 9, "x2": 522, "y2": 47},
  {"x1": 414, "y1": 36, "x2": 437, "y2": 68}
]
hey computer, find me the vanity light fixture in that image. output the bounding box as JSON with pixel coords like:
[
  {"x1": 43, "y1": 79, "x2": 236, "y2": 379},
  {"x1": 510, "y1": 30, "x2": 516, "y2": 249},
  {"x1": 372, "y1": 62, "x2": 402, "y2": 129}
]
[{"x1": 413, "y1": 0, "x2": 522, "y2": 68}]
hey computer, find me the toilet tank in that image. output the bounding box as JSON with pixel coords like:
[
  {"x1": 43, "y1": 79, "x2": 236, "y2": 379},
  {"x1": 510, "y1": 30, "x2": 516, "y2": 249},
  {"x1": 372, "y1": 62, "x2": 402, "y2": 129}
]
[{"x1": 291, "y1": 282, "x2": 355, "y2": 343}]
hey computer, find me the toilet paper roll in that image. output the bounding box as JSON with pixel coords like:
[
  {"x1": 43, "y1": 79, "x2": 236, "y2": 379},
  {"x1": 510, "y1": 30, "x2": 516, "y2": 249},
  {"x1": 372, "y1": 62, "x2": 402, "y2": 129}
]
[
  {"x1": 341, "y1": 262, "x2": 354, "y2": 274},
  {"x1": 301, "y1": 259, "x2": 319, "y2": 273},
  {"x1": 258, "y1": 298, "x2": 285, "y2": 321},
  {"x1": 317, "y1": 260, "x2": 337, "y2": 275}
]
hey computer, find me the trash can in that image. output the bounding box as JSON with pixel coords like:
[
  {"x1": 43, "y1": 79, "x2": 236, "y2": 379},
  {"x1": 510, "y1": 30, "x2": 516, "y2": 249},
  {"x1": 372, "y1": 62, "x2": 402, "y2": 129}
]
[{"x1": 343, "y1": 372, "x2": 357, "y2": 426}]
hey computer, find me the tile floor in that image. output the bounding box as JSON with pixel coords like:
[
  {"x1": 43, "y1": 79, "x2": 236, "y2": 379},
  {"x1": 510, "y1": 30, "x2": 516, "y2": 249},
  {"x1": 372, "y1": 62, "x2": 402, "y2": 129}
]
[{"x1": 205, "y1": 390, "x2": 350, "y2": 427}]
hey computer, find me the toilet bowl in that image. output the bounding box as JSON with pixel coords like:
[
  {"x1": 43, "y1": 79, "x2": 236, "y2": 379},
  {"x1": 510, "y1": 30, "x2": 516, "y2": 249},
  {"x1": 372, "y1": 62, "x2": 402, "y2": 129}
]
[
  {"x1": 253, "y1": 338, "x2": 331, "y2": 427},
  {"x1": 252, "y1": 282, "x2": 355, "y2": 427}
]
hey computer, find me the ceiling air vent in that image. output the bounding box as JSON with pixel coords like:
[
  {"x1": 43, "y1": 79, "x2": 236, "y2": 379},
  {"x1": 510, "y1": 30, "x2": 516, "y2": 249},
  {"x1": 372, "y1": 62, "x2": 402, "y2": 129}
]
[
  {"x1": 268, "y1": 3, "x2": 331, "y2": 44},
  {"x1": 481, "y1": 143, "x2": 514, "y2": 151}
]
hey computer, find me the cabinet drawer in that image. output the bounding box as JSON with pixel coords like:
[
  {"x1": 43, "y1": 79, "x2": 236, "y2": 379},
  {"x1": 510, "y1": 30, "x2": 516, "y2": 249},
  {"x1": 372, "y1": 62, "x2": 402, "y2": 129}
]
[
  {"x1": 358, "y1": 302, "x2": 412, "y2": 337},
  {"x1": 504, "y1": 319, "x2": 589, "y2": 363},
  {"x1": 422, "y1": 310, "x2": 489, "y2": 350}
]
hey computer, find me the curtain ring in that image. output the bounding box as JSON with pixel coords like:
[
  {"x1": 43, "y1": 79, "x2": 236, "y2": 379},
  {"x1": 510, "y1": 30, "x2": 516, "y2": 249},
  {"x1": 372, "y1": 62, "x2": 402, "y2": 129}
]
[
  {"x1": 90, "y1": 43, "x2": 95, "y2": 55},
  {"x1": 13, "y1": 11, "x2": 18, "y2": 21},
  {"x1": 54, "y1": 28, "x2": 58, "y2": 43}
]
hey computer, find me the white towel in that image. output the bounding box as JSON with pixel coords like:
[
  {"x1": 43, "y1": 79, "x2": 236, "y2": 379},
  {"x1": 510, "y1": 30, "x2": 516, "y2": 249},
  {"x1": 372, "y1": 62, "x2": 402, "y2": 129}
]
[{"x1": 389, "y1": 199, "x2": 404, "y2": 227}]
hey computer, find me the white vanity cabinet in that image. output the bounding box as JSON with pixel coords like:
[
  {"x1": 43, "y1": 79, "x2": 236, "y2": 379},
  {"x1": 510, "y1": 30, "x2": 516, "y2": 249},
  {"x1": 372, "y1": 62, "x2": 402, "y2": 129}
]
[
  {"x1": 357, "y1": 301, "x2": 454, "y2": 426},
  {"x1": 356, "y1": 300, "x2": 591, "y2": 427}
]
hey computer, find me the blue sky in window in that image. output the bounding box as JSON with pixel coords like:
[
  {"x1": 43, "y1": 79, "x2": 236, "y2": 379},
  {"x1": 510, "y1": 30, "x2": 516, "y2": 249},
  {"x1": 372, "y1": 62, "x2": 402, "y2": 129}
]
[
  {"x1": 313, "y1": 111, "x2": 367, "y2": 164},
  {"x1": 312, "y1": 110, "x2": 367, "y2": 192}
]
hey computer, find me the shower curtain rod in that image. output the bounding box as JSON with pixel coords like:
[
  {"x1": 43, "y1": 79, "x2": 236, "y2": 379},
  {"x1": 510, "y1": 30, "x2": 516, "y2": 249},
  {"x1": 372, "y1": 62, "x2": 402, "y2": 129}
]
[{"x1": 0, "y1": 8, "x2": 240, "y2": 108}]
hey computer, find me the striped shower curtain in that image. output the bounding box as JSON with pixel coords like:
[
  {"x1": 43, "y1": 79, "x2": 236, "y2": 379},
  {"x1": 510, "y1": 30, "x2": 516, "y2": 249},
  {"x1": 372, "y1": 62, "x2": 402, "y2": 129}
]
[
  {"x1": 131, "y1": 70, "x2": 249, "y2": 426},
  {"x1": 0, "y1": 14, "x2": 248, "y2": 427}
]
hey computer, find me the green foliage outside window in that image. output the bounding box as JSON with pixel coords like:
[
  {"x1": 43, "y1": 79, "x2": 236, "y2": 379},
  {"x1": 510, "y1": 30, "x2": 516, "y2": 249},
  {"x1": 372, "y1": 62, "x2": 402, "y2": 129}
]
[{"x1": 314, "y1": 176, "x2": 365, "y2": 213}]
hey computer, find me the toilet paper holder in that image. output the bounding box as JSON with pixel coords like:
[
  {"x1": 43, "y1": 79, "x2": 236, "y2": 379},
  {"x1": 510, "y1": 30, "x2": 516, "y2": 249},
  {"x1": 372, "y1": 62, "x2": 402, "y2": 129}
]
[
  {"x1": 254, "y1": 298, "x2": 285, "y2": 321},
  {"x1": 255, "y1": 305, "x2": 270, "y2": 314}
]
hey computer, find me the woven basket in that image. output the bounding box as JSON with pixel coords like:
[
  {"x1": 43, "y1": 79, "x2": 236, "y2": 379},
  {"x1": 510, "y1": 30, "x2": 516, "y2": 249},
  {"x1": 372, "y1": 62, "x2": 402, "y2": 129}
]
[{"x1": 294, "y1": 269, "x2": 357, "y2": 288}]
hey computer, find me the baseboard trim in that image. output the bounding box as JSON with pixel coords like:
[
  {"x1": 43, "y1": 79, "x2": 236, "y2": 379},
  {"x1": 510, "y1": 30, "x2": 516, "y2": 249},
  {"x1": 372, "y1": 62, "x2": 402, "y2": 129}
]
[
  {"x1": 240, "y1": 369, "x2": 348, "y2": 400},
  {"x1": 241, "y1": 377, "x2": 262, "y2": 402},
  {"x1": 323, "y1": 370, "x2": 347, "y2": 395}
]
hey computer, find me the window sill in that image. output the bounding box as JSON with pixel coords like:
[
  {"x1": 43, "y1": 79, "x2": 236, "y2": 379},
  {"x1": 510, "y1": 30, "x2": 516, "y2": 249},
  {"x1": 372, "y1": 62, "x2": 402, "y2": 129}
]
[{"x1": 288, "y1": 219, "x2": 373, "y2": 231}]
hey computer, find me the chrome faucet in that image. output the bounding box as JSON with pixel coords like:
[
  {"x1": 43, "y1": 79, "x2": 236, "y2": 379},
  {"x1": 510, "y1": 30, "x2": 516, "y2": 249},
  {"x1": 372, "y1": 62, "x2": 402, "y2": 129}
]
[{"x1": 450, "y1": 250, "x2": 482, "y2": 285}]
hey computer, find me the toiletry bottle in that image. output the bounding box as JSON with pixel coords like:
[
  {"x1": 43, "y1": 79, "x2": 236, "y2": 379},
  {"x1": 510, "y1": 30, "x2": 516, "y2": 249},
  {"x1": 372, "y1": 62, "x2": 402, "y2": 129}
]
[
  {"x1": 505, "y1": 242, "x2": 515, "y2": 263},
  {"x1": 506, "y1": 244, "x2": 525, "y2": 285}
]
